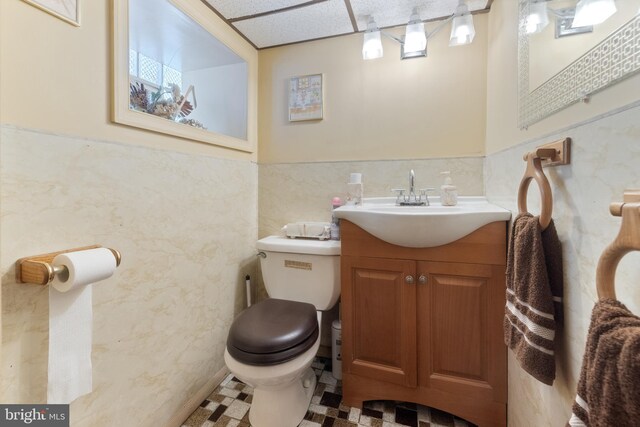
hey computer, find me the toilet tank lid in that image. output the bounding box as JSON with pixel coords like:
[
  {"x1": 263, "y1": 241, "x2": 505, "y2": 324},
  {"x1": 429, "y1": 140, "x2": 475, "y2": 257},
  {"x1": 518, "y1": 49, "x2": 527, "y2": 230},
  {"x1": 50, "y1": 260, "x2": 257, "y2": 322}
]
[{"x1": 257, "y1": 236, "x2": 341, "y2": 255}]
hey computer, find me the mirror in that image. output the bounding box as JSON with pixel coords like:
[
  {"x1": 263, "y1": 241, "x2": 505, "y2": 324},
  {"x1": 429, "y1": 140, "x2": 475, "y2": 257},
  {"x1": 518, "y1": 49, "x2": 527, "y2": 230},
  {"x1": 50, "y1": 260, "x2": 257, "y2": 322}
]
[
  {"x1": 518, "y1": 0, "x2": 640, "y2": 128},
  {"x1": 113, "y1": 0, "x2": 257, "y2": 152}
]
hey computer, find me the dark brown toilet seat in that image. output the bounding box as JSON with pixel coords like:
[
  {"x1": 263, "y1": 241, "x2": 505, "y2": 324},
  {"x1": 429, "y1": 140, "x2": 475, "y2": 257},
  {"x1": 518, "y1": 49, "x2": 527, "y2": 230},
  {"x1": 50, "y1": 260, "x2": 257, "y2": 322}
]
[{"x1": 226, "y1": 298, "x2": 319, "y2": 366}]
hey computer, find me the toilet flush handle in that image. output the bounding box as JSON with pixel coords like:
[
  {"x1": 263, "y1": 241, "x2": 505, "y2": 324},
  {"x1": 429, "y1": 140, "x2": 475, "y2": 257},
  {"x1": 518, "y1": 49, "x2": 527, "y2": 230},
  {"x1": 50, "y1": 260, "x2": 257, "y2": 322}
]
[{"x1": 257, "y1": 251, "x2": 266, "y2": 258}]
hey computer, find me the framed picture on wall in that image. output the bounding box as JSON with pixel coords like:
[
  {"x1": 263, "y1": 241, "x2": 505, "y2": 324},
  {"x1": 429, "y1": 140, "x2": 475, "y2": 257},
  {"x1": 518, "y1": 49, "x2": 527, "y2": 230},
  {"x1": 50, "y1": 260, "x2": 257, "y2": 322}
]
[
  {"x1": 22, "y1": 0, "x2": 80, "y2": 26},
  {"x1": 288, "y1": 74, "x2": 323, "y2": 122}
]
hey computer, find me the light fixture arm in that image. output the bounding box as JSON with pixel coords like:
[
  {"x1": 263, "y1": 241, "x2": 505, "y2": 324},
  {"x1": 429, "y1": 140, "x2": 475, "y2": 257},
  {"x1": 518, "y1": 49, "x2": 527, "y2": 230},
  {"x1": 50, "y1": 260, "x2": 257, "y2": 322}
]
[
  {"x1": 426, "y1": 14, "x2": 455, "y2": 39},
  {"x1": 379, "y1": 14, "x2": 454, "y2": 46},
  {"x1": 380, "y1": 32, "x2": 404, "y2": 44}
]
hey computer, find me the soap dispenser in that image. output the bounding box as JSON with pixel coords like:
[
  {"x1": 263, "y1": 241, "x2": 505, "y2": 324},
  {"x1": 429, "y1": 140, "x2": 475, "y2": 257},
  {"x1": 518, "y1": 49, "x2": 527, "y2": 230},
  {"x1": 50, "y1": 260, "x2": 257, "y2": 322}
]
[{"x1": 440, "y1": 171, "x2": 458, "y2": 206}]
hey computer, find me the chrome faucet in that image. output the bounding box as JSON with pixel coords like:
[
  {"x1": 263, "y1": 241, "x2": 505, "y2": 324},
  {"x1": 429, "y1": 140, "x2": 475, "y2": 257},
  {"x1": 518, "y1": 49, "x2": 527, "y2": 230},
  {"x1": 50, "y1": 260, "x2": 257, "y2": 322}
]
[
  {"x1": 409, "y1": 169, "x2": 415, "y2": 198},
  {"x1": 392, "y1": 170, "x2": 434, "y2": 206}
]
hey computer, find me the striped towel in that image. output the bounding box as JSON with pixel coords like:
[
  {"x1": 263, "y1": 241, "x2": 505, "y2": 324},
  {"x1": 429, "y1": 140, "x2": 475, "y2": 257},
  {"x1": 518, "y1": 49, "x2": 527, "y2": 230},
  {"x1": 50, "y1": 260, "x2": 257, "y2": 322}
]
[
  {"x1": 570, "y1": 299, "x2": 640, "y2": 426},
  {"x1": 504, "y1": 213, "x2": 563, "y2": 385}
]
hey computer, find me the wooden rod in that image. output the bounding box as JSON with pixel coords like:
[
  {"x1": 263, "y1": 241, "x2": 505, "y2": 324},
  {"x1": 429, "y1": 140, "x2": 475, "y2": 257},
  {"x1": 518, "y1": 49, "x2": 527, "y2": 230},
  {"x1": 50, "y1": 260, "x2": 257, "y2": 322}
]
[
  {"x1": 16, "y1": 245, "x2": 121, "y2": 286},
  {"x1": 595, "y1": 190, "x2": 640, "y2": 300}
]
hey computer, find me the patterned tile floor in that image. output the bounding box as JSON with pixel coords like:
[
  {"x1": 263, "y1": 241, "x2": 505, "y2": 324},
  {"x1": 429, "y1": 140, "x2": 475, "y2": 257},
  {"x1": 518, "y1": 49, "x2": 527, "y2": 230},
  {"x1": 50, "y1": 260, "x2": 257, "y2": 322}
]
[{"x1": 182, "y1": 358, "x2": 476, "y2": 427}]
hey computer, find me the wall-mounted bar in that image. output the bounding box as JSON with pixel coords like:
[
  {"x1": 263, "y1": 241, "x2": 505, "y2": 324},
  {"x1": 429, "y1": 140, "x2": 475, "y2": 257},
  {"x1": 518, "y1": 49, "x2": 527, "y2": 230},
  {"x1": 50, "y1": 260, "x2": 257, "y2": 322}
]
[{"x1": 16, "y1": 245, "x2": 122, "y2": 286}]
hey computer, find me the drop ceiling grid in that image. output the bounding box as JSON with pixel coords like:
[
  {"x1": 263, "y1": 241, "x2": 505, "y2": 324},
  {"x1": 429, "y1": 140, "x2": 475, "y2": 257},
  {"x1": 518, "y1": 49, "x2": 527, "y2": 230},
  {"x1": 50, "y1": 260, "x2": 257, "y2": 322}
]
[
  {"x1": 233, "y1": 0, "x2": 354, "y2": 48},
  {"x1": 204, "y1": 0, "x2": 311, "y2": 19}
]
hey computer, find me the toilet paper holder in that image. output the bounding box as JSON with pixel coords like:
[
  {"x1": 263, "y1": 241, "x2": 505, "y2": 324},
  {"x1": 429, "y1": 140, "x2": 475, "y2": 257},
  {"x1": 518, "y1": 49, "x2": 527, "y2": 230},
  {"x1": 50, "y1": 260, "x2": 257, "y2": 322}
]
[{"x1": 16, "y1": 245, "x2": 122, "y2": 286}]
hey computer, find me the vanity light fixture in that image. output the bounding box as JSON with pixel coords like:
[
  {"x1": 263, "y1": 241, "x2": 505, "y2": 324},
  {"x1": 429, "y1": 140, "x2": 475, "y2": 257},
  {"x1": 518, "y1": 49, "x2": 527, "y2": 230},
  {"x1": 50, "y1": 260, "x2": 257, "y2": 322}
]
[
  {"x1": 449, "y1": 0, "x2": 476, "y2": 46},
  {"x1": 362, "y1": 17, "x2": 383, "y2": 60},
  {"x1": 572, "y1": 0, "x2": 617, "y2": 27},
  {"x1": 524, "y1": 0, "x2": 550, "y2": 34},
  {"x1": 403, "y1": 9, "x2": 428, "y2": 58},
  {"x1": 362, "y1": 1, "x2": 475, "y2": 61}
]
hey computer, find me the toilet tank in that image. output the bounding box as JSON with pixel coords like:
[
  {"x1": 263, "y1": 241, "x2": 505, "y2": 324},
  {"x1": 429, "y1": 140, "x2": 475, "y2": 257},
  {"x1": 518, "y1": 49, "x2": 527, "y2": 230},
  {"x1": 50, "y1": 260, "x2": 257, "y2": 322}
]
[{"x1": 256, "y1": 236, "x2": 340, "y2": 311}]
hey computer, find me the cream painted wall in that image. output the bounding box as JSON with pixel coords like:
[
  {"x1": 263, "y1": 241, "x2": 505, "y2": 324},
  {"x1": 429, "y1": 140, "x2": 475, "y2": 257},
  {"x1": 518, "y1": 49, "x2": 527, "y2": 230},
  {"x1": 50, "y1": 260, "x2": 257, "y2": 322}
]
[
  {"x1": 485, "y1": 0, "x2": 640, "y2": 154},
  {"x1": 258, "y1": 14, "x2": 489, "y2": 164},
  {"x1": 0, "y1": 0, "x2": 256, "y2": 161}
]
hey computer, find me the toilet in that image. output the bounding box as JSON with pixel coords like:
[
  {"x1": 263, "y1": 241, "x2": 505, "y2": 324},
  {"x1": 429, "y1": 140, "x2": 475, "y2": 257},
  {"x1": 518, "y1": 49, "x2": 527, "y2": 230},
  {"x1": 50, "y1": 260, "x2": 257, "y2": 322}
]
[{"x1": 224, "y1": 235, "x2": 341, "y2": 427}]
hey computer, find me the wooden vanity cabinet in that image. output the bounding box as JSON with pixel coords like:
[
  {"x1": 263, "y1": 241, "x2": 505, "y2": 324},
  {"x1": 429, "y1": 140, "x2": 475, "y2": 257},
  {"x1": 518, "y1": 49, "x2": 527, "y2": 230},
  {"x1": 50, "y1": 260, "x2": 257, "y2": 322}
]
[{"x1": 340, "y1": 220, "x2": 508, "y2": 427}]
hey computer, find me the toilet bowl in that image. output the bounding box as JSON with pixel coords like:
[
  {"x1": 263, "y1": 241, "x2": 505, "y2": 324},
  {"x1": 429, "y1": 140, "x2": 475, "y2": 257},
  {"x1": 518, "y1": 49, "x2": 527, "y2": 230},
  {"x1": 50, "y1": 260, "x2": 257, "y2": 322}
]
[
  {"x1": 224, "y1": 236, "x2": 340, "y2": 427},
  {"x1": 224, "y1": 310, "x2": 322, "y2": 427}
]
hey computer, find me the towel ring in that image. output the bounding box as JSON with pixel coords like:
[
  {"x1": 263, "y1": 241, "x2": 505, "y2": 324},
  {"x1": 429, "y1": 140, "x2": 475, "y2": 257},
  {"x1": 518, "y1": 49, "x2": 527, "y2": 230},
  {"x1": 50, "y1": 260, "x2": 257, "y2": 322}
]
[
  {"x1": 596, "y1": 190, "x2": 640, "y2": 300},
  {"x1": 518, "y1": 151, "x2": 554, "y2": 231}
]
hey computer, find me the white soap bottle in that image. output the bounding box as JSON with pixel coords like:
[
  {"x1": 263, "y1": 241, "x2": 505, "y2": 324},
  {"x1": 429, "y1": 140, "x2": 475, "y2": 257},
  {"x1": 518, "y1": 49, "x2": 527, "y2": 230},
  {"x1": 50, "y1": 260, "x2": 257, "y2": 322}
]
[{"x1": 440, "y1": 171, "x2": 458, "y2": 206}]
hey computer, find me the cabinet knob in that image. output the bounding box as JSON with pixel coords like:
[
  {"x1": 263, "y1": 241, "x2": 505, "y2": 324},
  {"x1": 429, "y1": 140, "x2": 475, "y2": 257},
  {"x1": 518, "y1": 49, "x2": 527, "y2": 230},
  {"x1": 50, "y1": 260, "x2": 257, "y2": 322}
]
[
  {"x1": 405, "y1": 275, "x2": 414, "y2": 284},
  {"x1": 418, "y1": 275, "x2": 427, "y2": 284}
]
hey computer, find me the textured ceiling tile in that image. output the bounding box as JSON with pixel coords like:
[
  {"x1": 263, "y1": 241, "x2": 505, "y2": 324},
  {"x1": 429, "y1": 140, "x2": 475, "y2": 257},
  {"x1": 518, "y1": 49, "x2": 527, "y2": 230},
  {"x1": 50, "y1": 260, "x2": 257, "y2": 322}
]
[
  {"x1": 233, "y1": 0, "x2": 353, "y2": 48},
  {"x1": 350, "y1": 0, "x2": 488, "y2": 31},
  {"x1": 204, "y1": 0, "x2": 310, "y2": 19}
]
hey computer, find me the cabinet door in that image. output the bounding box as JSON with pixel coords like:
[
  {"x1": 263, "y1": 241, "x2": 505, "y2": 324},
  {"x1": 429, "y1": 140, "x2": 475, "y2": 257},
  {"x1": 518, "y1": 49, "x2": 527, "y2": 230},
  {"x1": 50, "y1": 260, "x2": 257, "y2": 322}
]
[
  {"x1": 417, "y1": 261, "x2": 507, "y2": 403},
  {"x1": 342, "y1": 256, "x2": 417, "y2": 387}
]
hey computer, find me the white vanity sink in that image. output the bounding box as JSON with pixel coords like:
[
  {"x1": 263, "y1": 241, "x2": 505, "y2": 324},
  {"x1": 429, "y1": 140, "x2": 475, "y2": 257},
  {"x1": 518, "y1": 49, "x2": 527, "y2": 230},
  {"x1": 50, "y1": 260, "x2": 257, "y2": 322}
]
[{"x1": 334, "y1": 197, "x2": 511, "y2": 248}]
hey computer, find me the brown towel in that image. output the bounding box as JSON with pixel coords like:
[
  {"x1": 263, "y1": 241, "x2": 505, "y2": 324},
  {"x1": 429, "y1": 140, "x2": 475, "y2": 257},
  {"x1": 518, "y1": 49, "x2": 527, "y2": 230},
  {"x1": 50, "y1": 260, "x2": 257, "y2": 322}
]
[
  {"x1": 570, "y1": 299, "x2": 640, "y2": 427},
  {"x1": 542, "y1": 220, "x2": 564, "y2": 322},
  {"x1": 504, "y1": 213, "x2": 563, "y2": 385}
]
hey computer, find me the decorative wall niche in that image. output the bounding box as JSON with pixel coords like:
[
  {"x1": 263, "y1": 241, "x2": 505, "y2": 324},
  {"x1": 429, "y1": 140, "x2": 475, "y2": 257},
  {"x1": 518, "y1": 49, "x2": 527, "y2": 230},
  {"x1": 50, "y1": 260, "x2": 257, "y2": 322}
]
[{"x1": 112, "y1": 0, "x2": 257, "y2": 152}]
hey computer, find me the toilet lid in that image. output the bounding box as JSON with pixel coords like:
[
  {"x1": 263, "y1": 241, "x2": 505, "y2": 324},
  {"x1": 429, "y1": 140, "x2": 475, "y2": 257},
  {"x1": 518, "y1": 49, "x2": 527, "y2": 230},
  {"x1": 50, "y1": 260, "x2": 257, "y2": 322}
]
[{"x1": 226, "y1": 298, "x2": 319, "y2": 366}]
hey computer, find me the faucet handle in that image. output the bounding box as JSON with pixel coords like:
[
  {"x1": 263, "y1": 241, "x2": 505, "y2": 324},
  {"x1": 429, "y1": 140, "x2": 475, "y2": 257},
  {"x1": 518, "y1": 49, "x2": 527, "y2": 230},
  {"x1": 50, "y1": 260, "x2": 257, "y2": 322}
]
[
  {"x1": 392, "y1": 188, "x2": 406, "y2": 204},
  {"x1": 419, "y1": 188, "x2": 436, "y2": 206}
]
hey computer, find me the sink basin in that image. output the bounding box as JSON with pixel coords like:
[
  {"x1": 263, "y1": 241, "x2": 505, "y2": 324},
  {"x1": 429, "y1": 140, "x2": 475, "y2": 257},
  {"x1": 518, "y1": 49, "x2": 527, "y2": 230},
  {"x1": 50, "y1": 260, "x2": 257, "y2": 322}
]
[{"x1": 334, "y1": 197, "x2": 511, "y2": 248}]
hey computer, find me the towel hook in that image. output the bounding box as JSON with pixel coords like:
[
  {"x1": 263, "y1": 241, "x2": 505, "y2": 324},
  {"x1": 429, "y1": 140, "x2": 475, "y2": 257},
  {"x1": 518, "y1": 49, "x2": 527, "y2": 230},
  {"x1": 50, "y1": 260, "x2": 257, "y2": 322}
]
[
  {"x1": 517, "y1": 138, "x2": 571, "y2": 231},
  {"x1": 518, "y1": 151, "x2": 554, "y2": 230},
  {"x1": 595, "y1": 190, "x2": 640, "y2": 300}
]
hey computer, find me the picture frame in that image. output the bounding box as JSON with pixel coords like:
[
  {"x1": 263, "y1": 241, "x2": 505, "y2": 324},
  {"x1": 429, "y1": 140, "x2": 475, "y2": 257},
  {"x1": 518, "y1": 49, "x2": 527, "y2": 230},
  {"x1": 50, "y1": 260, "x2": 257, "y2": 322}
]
[
  {"x1": 22, "y1": 0, "x2": 80, "y2": 26},
  {"x1": 289, "y1": 74, "x2": 323, "y2": 122}
]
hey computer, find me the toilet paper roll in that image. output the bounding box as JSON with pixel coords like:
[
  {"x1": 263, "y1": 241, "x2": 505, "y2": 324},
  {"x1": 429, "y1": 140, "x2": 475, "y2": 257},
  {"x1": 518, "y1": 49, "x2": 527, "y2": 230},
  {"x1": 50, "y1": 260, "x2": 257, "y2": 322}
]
[
  {"x1": 48, "y1": 248, "x2": 117, "y2": 404},
  {"x1": 51, "y1": 248, "x2": 116, "y2": 292}
]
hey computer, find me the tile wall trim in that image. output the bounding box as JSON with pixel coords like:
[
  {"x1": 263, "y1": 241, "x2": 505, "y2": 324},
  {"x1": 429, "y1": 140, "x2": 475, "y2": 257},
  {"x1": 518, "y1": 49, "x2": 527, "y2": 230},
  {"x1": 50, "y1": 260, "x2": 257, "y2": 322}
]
[
  {"x1": 488, "y1": 100, "x2": 640, "y2": 157},
  {"x1": 257, "y1": 155, "x2": 486, "y2": 166},
  {"x1": 0, "y1": 124, "x2": 257, "y2": 164}
]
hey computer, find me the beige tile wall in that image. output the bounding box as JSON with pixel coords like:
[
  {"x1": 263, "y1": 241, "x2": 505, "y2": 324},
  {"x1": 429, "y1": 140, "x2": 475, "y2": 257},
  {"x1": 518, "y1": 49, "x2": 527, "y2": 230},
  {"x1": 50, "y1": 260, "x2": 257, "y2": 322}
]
[
  {"x1": 258, "y1": 157, "x2": 485, "y2": 237},
  {"x1": 484, "y1": 105, "x2": 640, "y2": 426},
  {"x1": 0, "y1": 126, "x2": 258, "y2": 426}
]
